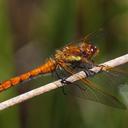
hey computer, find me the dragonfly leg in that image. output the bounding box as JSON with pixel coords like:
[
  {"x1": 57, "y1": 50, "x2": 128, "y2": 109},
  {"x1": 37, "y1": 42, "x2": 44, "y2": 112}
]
[
  {"x1": 54, "y1": 69, "x2": 61, "y2": 79},
  {"x1": 84, "y1": 69, "x2": 96, "y2": 77},
  {"x1": 62, "y1": 85, "x2": 67, "y2": 95},
  {"x1": 54, "y1": 69, "x2": 71, "y2": 95},
  {"x1": 61, "y1": 77, "x2": 72, "y2": 85},
  {"x1": 54, "y1": 67, "x2": 72, "y2": 84},
  {"x1": 61, "y1": 78, "x2": 87, "y2": 95},
  {"x1": 97, "y1": 65, "x2": 111, "y2": 72},
  {"x1": 61, "y1": 77, "x2": 76, "y2": 95}
]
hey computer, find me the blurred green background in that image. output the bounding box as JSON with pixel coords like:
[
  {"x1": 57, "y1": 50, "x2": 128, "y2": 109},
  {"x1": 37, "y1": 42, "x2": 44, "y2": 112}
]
[{"x1": 0, "y1": 0, "x2": 128, "y2": 128}]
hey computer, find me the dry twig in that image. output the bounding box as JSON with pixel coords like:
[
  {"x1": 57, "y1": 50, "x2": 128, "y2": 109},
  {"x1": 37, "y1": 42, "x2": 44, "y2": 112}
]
[{"x1": 0, "y1": 54, "x2": 128, "y2": 111}]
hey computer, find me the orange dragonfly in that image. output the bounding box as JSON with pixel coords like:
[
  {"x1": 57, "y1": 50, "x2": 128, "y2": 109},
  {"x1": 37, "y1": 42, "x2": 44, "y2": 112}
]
[{"x1": 0, "y1": 32, "x2": 127, "y2": 109}]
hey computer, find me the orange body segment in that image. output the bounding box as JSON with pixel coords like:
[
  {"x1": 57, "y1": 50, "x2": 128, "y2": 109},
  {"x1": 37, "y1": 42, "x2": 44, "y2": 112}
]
[
  {"x1": 20, "y1": 72, "x2": 31, "y2": 81},
  {"x1": 30, "y1": 68, "x2": 41, "y2": 77},
  {"x1": 0, "y1": 59, "x2": 57, "y2": 92},
  {"x1": 2, "y1": 81, "x2": 11, "y2": 89},
  {"x1": 11, "y1": 76, "x2": 21, "y2": 85},
  {"x1": 40, "y1": 59, "x2": 56, "y2": 73}
]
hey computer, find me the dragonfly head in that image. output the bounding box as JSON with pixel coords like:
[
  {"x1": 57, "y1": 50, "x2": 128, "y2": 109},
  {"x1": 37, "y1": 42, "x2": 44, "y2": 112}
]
[{"x1": 80, "y1": 43, "x2": 99, "y2": 59}]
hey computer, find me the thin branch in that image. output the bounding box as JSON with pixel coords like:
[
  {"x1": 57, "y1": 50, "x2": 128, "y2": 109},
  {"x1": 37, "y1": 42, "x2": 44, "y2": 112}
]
[{"x1": 0, "y1": 54, "x2": 128, "y2": 111}]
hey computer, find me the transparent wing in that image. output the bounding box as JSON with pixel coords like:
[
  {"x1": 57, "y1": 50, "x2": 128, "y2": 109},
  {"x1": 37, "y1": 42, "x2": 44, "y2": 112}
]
[
  {"x1": 95, "y1": 63, "x2": 128, "y2": 92},
  {"x1": 71, "y1": 28, "x2": 104, "y2": 45},
  {"x1": 16, "y1": 72, "x2": 53, "y2": 93},
  {"x1": 62, "y1": 65, "x2": 126, "y2": 109},
  {"x1": 14, "y1": 41, "x2": 45, "y2": 74},
  {"x1": 65, "y1": 82, "x2": 126, "y2": 109}
]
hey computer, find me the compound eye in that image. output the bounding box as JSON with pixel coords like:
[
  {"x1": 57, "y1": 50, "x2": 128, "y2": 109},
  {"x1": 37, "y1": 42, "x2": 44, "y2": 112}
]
[{"x1": 91, "y1": 48, "x2": 94, "y2": 52}]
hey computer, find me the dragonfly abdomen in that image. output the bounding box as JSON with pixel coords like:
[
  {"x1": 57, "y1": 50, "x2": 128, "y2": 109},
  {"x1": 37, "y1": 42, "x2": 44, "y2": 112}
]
[{"x1": 0, "y1": 59, "x2": 57, "y2": 92}]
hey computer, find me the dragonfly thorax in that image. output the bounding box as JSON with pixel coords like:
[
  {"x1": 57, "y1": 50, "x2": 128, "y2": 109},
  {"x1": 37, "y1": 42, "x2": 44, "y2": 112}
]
[{"x1": 54, "y1": 43, "x2": 99, "y2": 66}]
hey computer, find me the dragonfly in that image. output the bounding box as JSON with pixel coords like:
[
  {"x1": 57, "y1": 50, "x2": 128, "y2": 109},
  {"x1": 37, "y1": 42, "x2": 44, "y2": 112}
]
[{"x1": 0, "y1": 32, "x2": 127, "y2": 109}]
